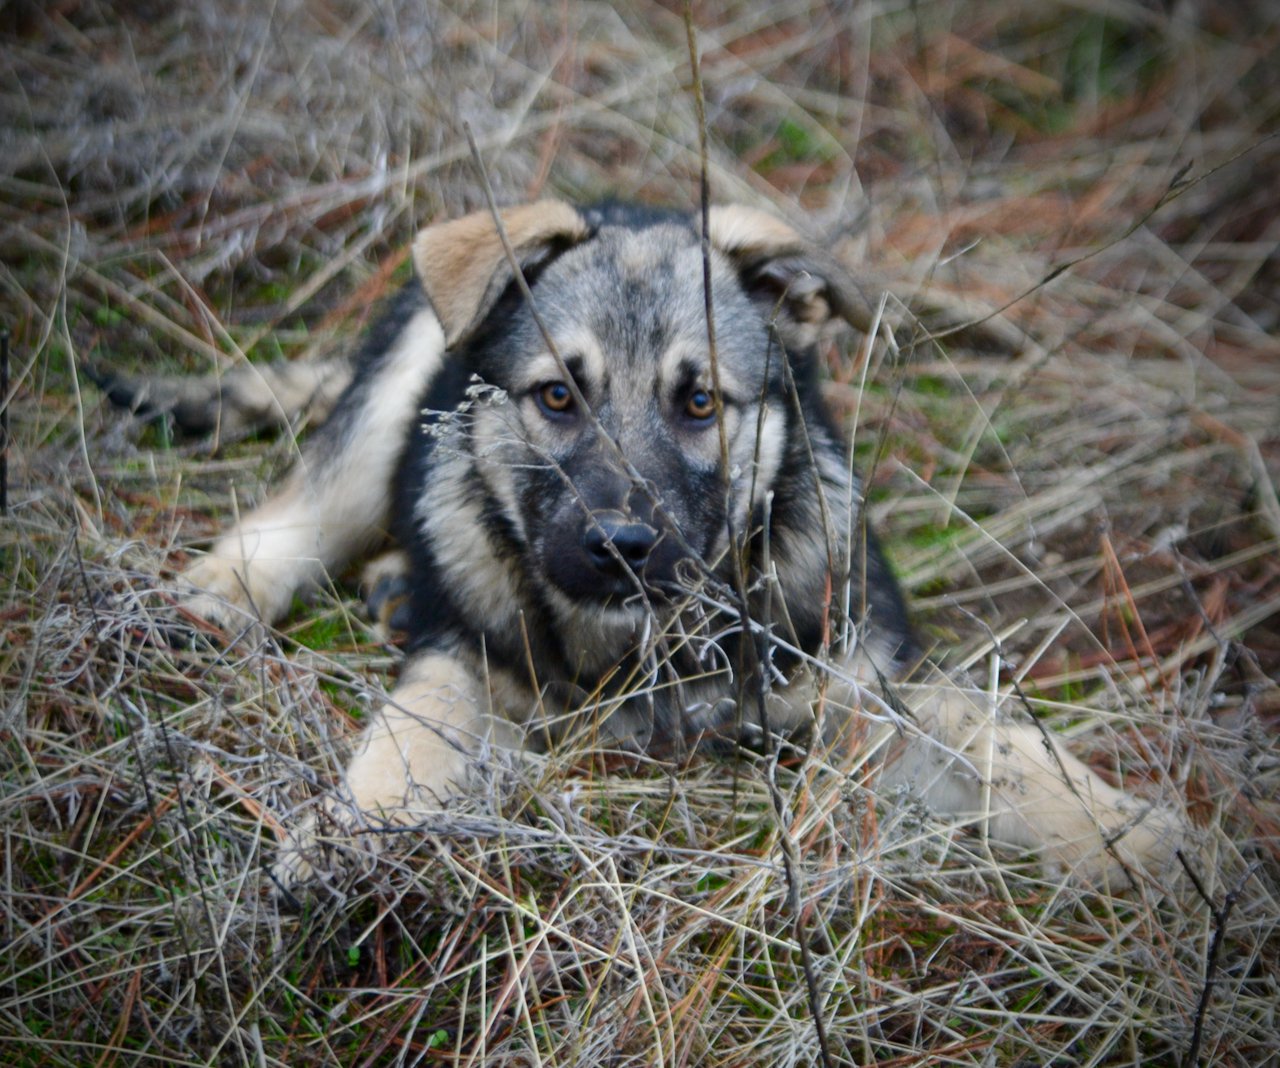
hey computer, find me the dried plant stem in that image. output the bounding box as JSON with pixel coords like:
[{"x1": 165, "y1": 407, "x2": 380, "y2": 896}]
[
  {"x1": 686, "y1": 7, "x2": 836, "y2": 1067},
  {"x1": 1178, "y1": 856, "x2": 1262, "y2": 1068}
]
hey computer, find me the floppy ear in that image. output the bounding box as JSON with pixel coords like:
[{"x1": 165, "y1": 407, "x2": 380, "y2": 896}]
[
  {"x1": 707, "y1": 204, "x2": 875, "y2": 347},
  {"x1": 413, "y1": 201, "x2": 592, "y2": 346}
]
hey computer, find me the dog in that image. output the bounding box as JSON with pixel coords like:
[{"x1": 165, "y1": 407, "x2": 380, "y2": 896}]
[{"x1": 103, "y1": 199, "x2": 1181, "y2": 888}]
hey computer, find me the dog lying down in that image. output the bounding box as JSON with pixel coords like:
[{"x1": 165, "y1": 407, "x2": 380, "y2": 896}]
[{"x1": 104, "y1": 200, "x2": 1184, "y2": 890}]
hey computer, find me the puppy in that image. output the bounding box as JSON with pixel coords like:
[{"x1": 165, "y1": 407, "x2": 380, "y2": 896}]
[{"x1": 106, "y1": 200, "x2": 1183, "y2": 888}]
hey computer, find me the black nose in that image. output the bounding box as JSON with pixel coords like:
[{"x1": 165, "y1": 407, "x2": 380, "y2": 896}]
[{"x1": 583, "y1": 514, "x2": 659, "y2": 577}]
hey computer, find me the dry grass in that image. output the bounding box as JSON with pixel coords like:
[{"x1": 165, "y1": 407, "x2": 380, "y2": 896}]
[{"x1": 2, "y1": 1, "x2": 1278, "y2": 1064}]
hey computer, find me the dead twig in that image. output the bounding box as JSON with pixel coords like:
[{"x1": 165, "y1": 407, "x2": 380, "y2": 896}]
[{"x1": 1177, "y1": 854, "x2": 1263, "y2": 1068}]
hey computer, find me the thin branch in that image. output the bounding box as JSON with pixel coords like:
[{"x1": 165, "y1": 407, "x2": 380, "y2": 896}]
[
  {"x1": 684, "y1": 7, "x2": 835, "y2": 1067},
  {"x1": 1177, "y1": 854, "x2": 1261, "y2": 1068}
]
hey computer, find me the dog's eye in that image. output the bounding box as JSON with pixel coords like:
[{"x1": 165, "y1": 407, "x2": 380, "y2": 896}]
[
  {"x1": 537, "y1": 381, "x2": 575, "y2": 416},
  {"x1": 684, "y1": 388, "x2": 716, "y2": 422}
]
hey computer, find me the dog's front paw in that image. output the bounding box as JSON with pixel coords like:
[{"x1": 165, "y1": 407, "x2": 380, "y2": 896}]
[
  {"x1": 1040, "y1": 793, "x2": 1190, "y2": 887},
  {"x1": 176, "y1": 553, "x2": 292, "y2": 639},
  {"x1": 1094, "y1": 801, "x2": 1191, "y2": 886},
  {"x1": 270, "y1": 805, "x2": 383, "y2": 900}
]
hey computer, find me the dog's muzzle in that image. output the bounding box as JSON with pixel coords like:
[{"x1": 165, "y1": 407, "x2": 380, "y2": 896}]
[
  {"x1": 583, "y1": 512, "x2": 660, "y2": 580},
  {"x1": 538, "y1": 489, "x2": 694, "y2": 605}
]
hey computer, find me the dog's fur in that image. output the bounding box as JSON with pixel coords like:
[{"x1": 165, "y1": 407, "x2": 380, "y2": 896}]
[{"x1": 114, "y1": 200, "x2": 1182, "y2": 887}]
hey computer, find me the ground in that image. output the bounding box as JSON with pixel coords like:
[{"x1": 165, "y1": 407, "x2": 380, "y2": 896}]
[{"x1": 1, "y1": 2, "x2": 1278, "y2": 1065}]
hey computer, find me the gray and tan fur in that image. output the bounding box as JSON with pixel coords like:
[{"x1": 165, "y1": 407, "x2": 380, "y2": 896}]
[{"x1": 110, "y1": 200, "x2": 1182, "y2": 888}]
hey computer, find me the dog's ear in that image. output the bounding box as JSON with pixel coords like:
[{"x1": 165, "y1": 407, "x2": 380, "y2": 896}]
[
  {"x1": 413, "y1": 201, "x2": 591, "y2": 346},
  {"x1": 708, "y1": 204, "x2": 875, "y2": 348}
]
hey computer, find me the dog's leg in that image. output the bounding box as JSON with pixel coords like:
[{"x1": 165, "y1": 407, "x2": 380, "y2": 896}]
[
  {"x1": 183, "y1": 303, "x2": 445, "y2": 629},
  {"x1": 274, "y1": 650, "x2": 509, "y2": 888},
  {"x1": 879, "y1": 671, "x2": 1182, "y2": 883},
  {"x1": 360, "y1": 549, "x2": 414, "y2": 639},
  {"x1": 91, "y1": 355, "x2": 353, "y2": 438},
  {"x1": 341, "y1": 653, "x2": 495, "y2": 812}
]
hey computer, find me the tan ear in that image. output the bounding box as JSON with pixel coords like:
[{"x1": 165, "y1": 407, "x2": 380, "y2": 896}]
[
  {"x1": 413, "y1": 201, "x2": 591, "y2": 345},
  {"x1": 707, "y1": 204, "x2": 875, "y2": 340}
]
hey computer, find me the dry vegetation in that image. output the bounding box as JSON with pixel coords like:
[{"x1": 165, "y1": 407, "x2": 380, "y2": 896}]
[{"x1": 2, "y1": 1, "x2": 1278, "y2": 1064}]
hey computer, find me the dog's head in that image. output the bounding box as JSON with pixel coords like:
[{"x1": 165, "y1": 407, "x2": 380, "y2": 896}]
[{"x1": 413, "y1": 200, "x2": 869, "y2": 616}]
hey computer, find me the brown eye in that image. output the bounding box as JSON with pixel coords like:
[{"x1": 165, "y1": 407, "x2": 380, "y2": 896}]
[
  {"x1": 685, "y1": 388, "x2": 716, "y2": 421},
  {"x1": 538, "y1": 381, "x2": 574, "y2": 415}
]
